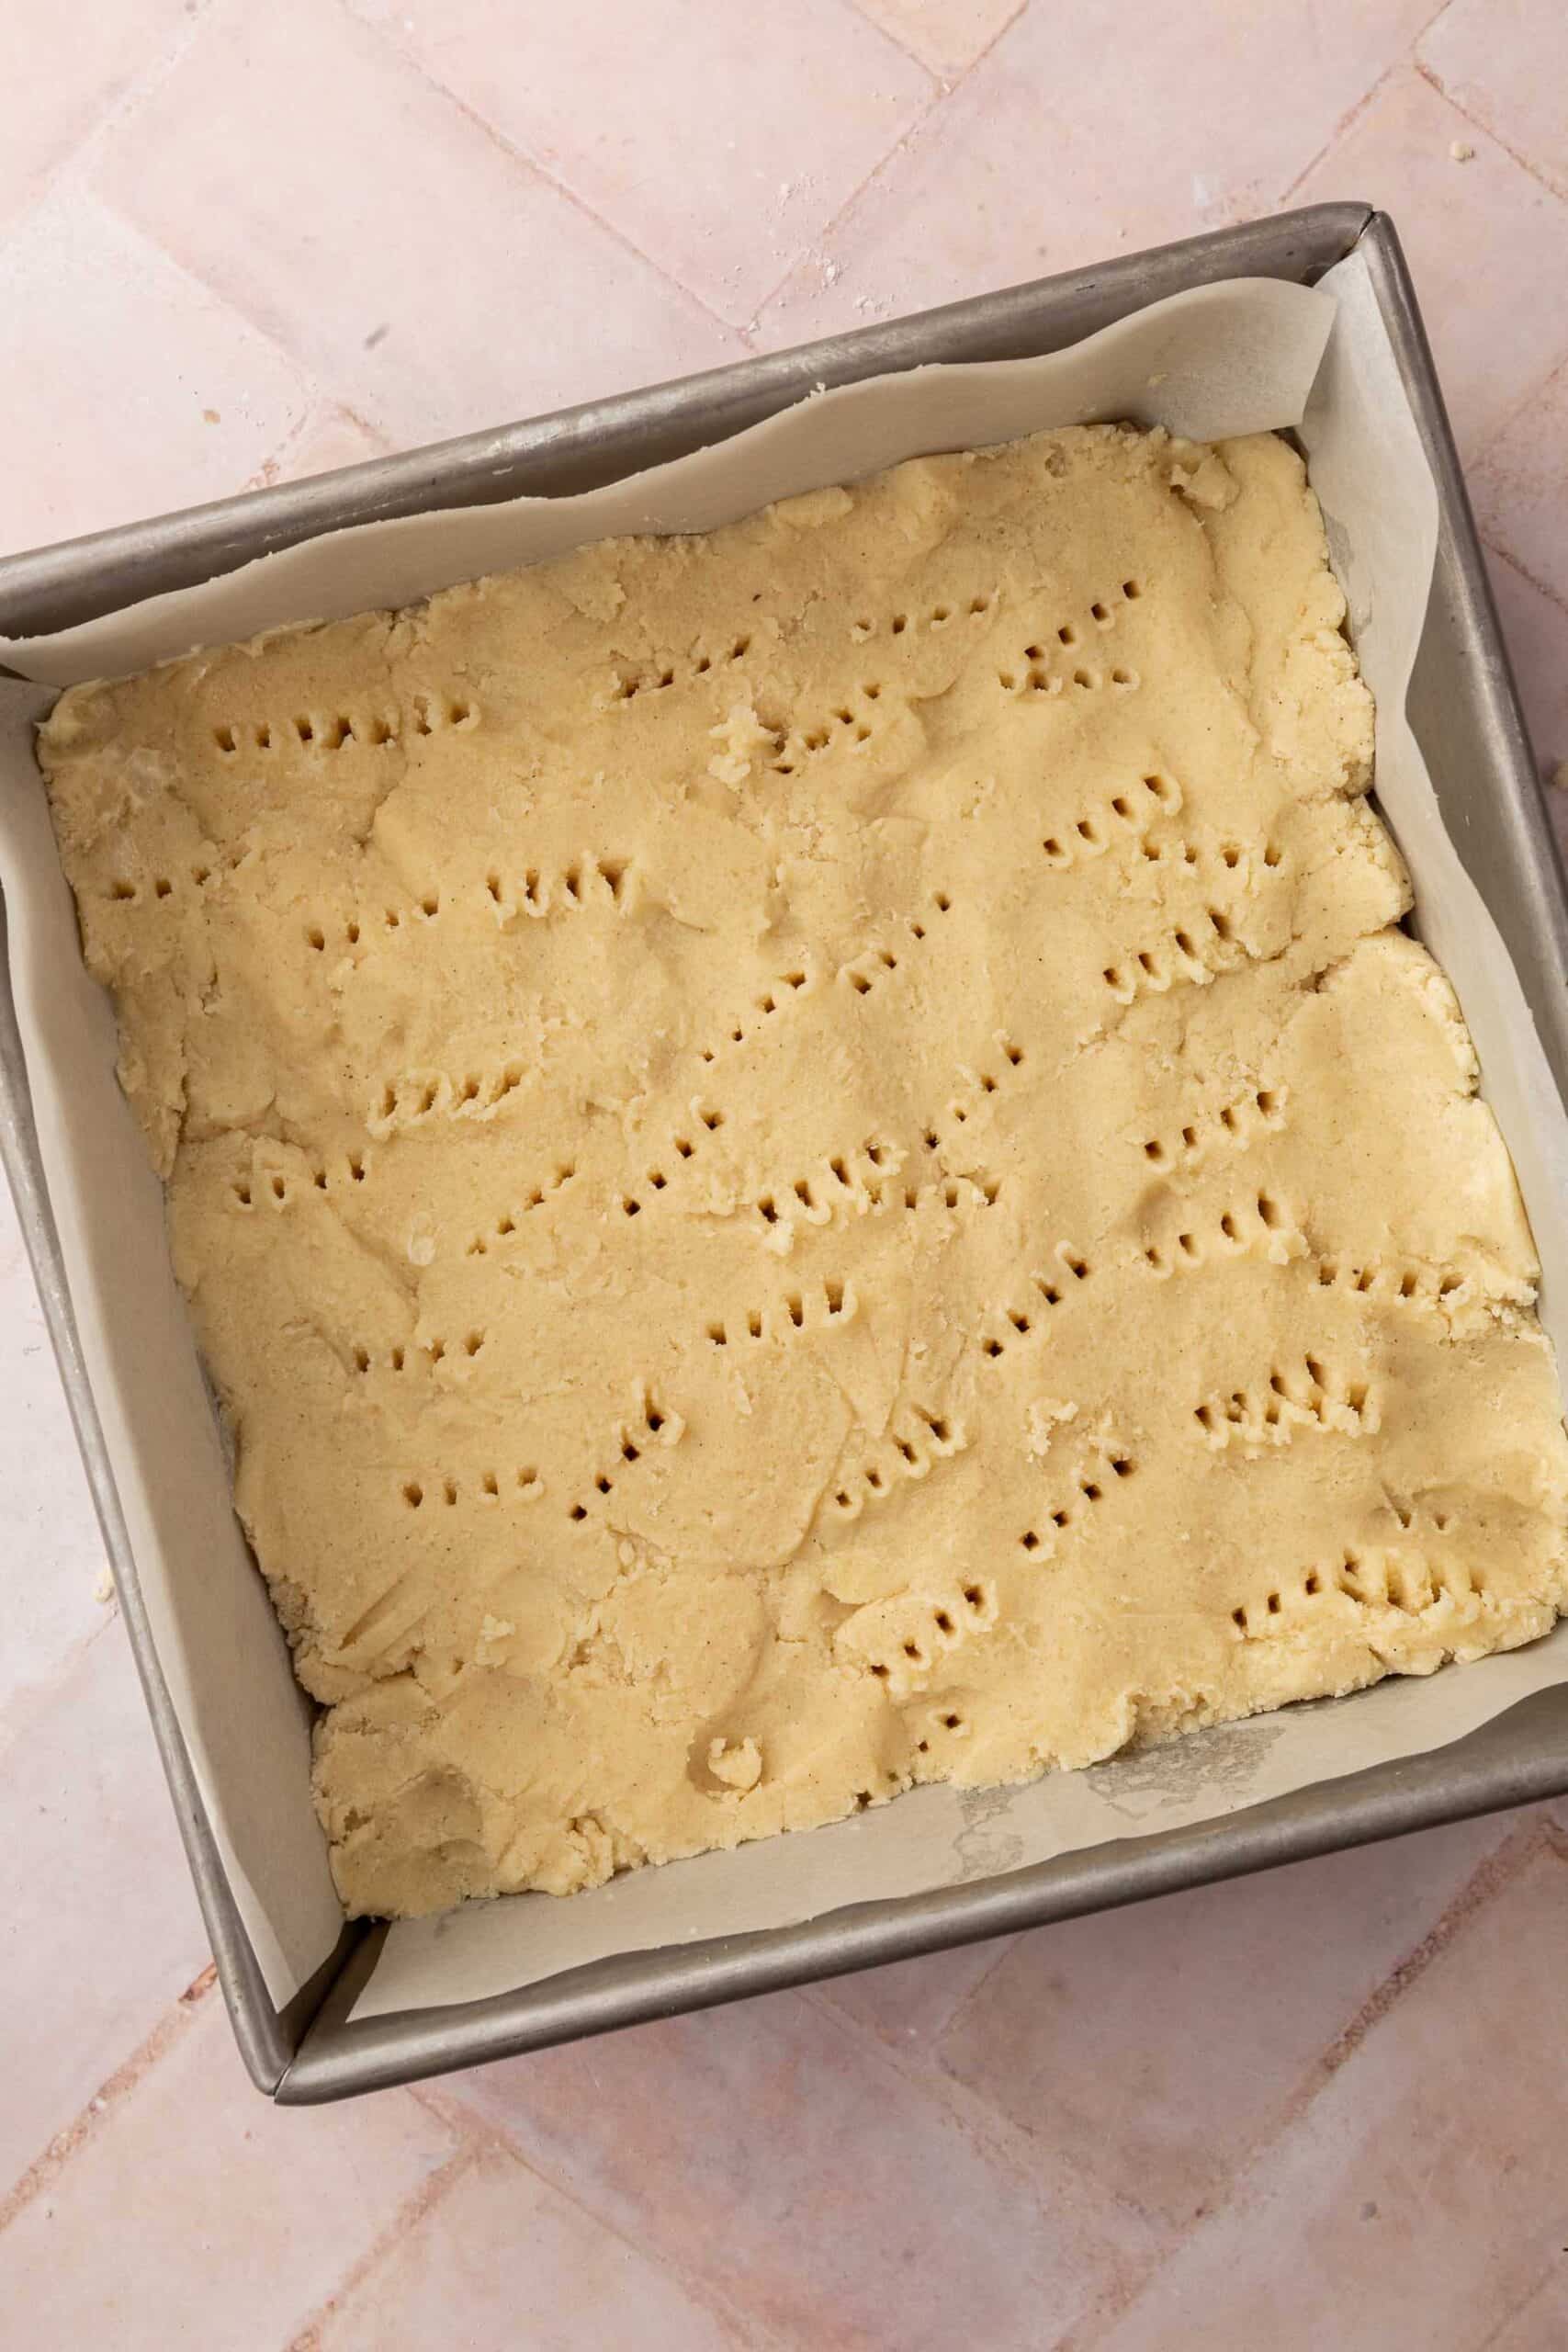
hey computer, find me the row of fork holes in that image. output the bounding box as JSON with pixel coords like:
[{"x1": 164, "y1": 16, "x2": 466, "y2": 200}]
[
  {"x1": 770, "y1": 685, "x2": 885, "y2": 773},
  {"x1": 706, "y1": 1281, "x2": 849, "y2": 1346},
  {"x1": 1318, "y1": 1260, "x2": 1467, "y2": 1303},
  {"x1": 1143, "y1": 1195, "x2": 1286, "y2": 1266},
  {"x1": 856, "y1": 593, "x2": 998, "y2": 638},
  {"x1": 865, "y1": 1583, "x2": 994, "y2": 1683},
  {"x1": 380, "y1": 1065, "x2": 523, "y2": 1120},
  {"x1": 909, "y1": 1711, "x2": 970, "y2": 1756},
  {"x1": 847, "y1": 893, "x2": 954, "y2": 992},
  {"x1": 1041, "y1": 773, "x2": 1177, "y2": 862},
  {"x1": 1234, "y1": 1535, "x2": 1463, "y2": 1630},
  {"x1": 567, "y1": 1399, "x2": 669, "y2": 1521},
  {"x1": 623, "y1": 1108, "x2": 723, "y2": 1216},
  {"x1": 612, "y1": 637, "x2": 750, "y2": 699},
  {"x1": 861, "y1": 580, "x2": 1140, "y2": 642},
  {"x1": 213, "y1": 696, "x2": 470, "y2": 754},
  {"x1": 699, "y1": 967, "x2": 809, "y2": 1065},
  {"x1": 762, "y1": 1166, "x2": 1000, "y2": 1222},
  {"x1": 486, "y1": 860, "x2": 628, "y2": 908},
  {"x1": 1104, "y1": 907, "x2": 1239, "y2": 993},
  {"x1": 1003, "y1": 662, "x2": 1138, "y2": 694},
  {"x1": 468, "y1": 1165, "x2": 576, "y2": 1254},
  {"x1": 403, "y1": 1467, "x2": 538, "y2": 1509},
  {"x1": 308, "y1": 897, "x2": 435, "y2": 949},
  {"x1": 921, "y1": 1040, "x2": 1024, "y2": 1142},
  {"x1": 1193, "y1": 1359, "x2": 1372, "y2": 1436},
  {"x1": 231, "y1": 1156, "x2": 365, "y2": 1207},
  {"x1": 1126, "y1": 839, "x2": 1287, "y2": 873},
  {"x1": 1019, "y1": 1455, "x2": 1135, "y2": 1550},
  {"x1": 981, "y1": 1252, "x2": 1090, "y2": 1356},
  {"x1": 1144, "y1": 1091, "x2": 1280, "y2": 1165},
  {"x1": 356, "y1": 1332, "x2": 485, "y2": 1374},
  {"x1": 835, "y1": 1408, "x2": 953, "y2": 1511}
]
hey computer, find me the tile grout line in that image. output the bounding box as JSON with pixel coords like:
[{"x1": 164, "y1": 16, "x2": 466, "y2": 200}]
[
  {"x1": 409, "y1": 2080, "x2": 781, "y2": 2352},
  {"x1": 743, "y1": 0, "x2": 1069, "y2": 335},
  {"x1": 0, "y1": 1960, "x2": 217, "y2": 2238},
  {"x1": 0, "y1": 0, "x2": 331, "y2": 530},
  {"x1": 280, "y1": 2135, "x2": 484, "y2": 2352},
  {"x1": 794, "y1": 1923, "x2": 1021, "y2": 2074},
  {"x1": 1270, "y1": 0, "x2": 1470, "y2": 209},
  {"x1": 238, "y1": 398, "x2": 395, "y2": 506},
  {"x1": 1468, "y1": 348, "x2": 1568, "y2": 501},
  {"x1": 338, "y1": 0, "x2": 751, "y2": 344},
  {"x1": 0, "y1": 1602, "x2": 126, "y2": 1779},
  {"x1": 790, "y1": 1956, "x2": 1150, "y2": 2246},
  {"x1": 1, "y1": 0, "x2": 226, "y2": 231},
  {"x1": 840, "y1": 0, "x2": 1027, "y2": 79},
  {"x1": 1474, "y1": 2265, "x2": 1560, "y2": 2352},
  {"x1": 787, "y1": 1980, "x2": 1144, "y2": 2259},
  {"x1": 1274, "y1": 52, "x2": 1410, "y2": 209},
  {"x1": 785, "y1": 1980, "x2": 1167, "y2": 2272},
  {"x1": 1299, "y1": 1815, "x2": 1562, "y2": 2087},
  {"x1": 1059, "y1": 1812, "x2": 1567, "y2": 2352},
  {"x1": 1413, "y1": 57, "x2": 1568, "y2": 211},
  {"x1": 1484, "y1": 535, "x2": 1568, "y2": 629}
]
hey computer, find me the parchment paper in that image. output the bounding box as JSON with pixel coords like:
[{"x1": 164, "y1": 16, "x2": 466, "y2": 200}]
[{"x1": 5, "y1": 256, "x2": 1566, "y2": 2022}]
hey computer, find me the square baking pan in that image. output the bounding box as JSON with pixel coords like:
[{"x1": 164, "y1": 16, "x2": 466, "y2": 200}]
[{"x1": 5, "y1": 201, "x2": 1567, "y2": 2106}]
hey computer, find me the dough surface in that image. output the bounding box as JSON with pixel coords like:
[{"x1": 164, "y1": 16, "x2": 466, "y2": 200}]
[{"x1": 39, "y1": 424, "x2": 1568, "y2": 1918}]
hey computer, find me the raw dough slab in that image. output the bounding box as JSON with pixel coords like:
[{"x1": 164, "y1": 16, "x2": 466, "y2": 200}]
[{"x1": 39, "y1": 424, "x2": 1568, "y2": 1917}]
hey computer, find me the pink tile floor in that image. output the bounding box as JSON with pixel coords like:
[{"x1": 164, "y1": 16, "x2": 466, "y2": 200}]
[{"x1": 2, "y1": 3, "x2": 1567, "y2": 2343}]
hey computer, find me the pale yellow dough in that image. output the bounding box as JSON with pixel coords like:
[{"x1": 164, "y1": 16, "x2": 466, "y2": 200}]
[{"x1": 39, "y1": 425, "x2": 1568, "y2": 1919}]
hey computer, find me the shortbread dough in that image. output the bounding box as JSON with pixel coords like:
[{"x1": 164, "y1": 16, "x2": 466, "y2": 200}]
[{"x1": 39, "y1": 425, "x2": 1568, "y2": 1918}]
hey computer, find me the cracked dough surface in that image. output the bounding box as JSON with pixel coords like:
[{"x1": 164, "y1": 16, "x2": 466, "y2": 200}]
[{"x1": 39, "y1": 424, "x2": 1568, "y2": 1919}]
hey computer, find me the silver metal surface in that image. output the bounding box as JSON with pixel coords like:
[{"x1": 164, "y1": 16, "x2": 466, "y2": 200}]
[{"x1": 4, "y1": 200, "x2": 1564, "y2": 2105}]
